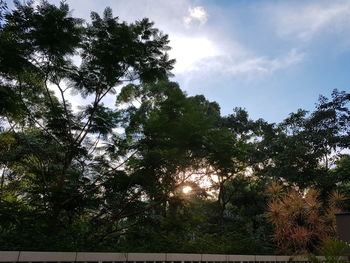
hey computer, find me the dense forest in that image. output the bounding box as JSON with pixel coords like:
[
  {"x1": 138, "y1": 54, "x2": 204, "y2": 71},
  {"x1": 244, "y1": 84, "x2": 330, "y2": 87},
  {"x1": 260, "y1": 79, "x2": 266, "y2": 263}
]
[{"x1": 0, "y1": 1, "x2": 349, "y2": 254}]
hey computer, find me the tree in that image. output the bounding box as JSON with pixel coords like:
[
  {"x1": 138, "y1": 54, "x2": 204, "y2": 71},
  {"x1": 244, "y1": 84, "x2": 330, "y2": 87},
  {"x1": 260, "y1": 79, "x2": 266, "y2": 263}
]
[
  {"x1": 253, "y1": 90, "x2": 350, "y2": 193},
  {"x1": 1, "y1": 1, "x2": 349, "y2": 254},
  {"x1": 266, "y1": 183, "x2": 346, "y2": 254},
  {"x1": 0, "y1": 1, "x2": 174, "y2": 250},
  {"x1": 115, "y1": 81, "x2": 220, "y2": 215}
]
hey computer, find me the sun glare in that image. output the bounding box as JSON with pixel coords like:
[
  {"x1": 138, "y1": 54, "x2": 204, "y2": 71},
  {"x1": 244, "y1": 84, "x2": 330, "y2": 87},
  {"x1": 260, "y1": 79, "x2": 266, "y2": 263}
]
[
  {"x1": 169, "y1": 36, "x2": 220, "y2": 74},
  {"x1": 182, "y1": 186, "x2": 192, "y2": 194}
]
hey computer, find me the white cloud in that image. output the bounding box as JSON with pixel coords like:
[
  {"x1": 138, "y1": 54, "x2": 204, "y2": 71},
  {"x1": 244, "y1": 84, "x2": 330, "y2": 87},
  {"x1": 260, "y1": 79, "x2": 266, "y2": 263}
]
[
  {"x1": 183, "y1": 48, "x2": 304, "y2": 76},
  {"x1": 269, "y1": 1, "x2": 350, "y2": 41},
  {"x1": 184, "y1": 6, "x2": 208, "y2": 26},
  {"x1": 48, "y1": 0, "x2": 304, "y2": 84},
  {"x1": 226, "y1": 49, "x2": 305, "y2": 74}
]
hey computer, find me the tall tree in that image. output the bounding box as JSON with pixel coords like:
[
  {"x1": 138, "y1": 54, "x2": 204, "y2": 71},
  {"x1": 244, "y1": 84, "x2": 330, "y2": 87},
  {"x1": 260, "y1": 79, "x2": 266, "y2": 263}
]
[{"x1": 0, "y1": 1, "x2": 174, "y2": 250}]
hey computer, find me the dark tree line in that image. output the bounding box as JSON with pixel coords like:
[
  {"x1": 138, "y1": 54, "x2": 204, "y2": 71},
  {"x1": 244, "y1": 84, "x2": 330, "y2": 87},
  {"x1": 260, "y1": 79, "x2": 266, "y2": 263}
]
[{"x1": 0, "y1": 1, "x2": 349, "y2": 253}]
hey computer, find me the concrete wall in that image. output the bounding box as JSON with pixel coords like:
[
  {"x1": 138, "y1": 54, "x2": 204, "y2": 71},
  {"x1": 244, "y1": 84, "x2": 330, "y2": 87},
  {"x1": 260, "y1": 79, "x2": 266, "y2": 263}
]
[{"x1": 0, "y1": 252, "x2": 343, "y2": 263}]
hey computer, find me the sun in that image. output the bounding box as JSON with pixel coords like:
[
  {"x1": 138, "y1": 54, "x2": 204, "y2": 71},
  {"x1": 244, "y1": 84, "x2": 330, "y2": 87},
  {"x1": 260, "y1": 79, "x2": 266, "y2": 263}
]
[{"x1": 182, "y1": 186, "x2": 192, "y2": 194}]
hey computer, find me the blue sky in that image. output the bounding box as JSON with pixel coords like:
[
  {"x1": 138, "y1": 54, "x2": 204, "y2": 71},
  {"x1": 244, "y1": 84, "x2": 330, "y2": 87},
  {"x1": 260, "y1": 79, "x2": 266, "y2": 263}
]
[{"x1": 7, "y1": 0, "x2": 350, "y2": 122}]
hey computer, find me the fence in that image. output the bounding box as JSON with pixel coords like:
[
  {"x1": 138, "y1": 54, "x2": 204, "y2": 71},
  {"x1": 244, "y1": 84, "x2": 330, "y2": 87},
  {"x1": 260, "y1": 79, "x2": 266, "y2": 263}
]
[{"x1": 0, "y1": 251, "x2": 339, "y2": 263}]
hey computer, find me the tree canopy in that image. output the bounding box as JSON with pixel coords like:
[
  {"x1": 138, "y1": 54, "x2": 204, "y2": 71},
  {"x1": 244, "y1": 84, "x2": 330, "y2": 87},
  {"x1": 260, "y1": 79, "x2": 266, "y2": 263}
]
[{"x1": 0, "y1": 1, "x2": 349, "y2": 254}]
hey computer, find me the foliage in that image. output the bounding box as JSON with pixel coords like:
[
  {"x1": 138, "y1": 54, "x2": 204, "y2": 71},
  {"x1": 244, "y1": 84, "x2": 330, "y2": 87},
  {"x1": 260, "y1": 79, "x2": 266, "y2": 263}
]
[
  {"x1": 0, "y1": 0, "x2": 174, "y2": 250},
  {"x1": 0, "y1": 0, "x2": 349, "y2": 254},
  {"x1": 266, "y1": 184, "x2": 346, "y2": 254},
  {"x1": 307, "y1": 239, "x2": 350, "y2": 263},
  {"x1": 253, "y1": 90, "x2": 350, "y2": 192}
]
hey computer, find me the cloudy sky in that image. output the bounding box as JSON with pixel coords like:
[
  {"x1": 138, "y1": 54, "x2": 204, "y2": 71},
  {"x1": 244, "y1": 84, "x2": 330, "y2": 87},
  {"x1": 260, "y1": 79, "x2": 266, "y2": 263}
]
[{"x1": 8, "y1": 0, "x2": 350, "y2": 122}]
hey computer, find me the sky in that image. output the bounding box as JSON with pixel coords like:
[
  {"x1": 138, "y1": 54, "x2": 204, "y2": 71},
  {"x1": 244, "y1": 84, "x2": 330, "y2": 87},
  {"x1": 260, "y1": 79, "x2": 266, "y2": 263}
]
[{"x1": 7, "y1": 0, "x2": 350, "y2": 122}]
